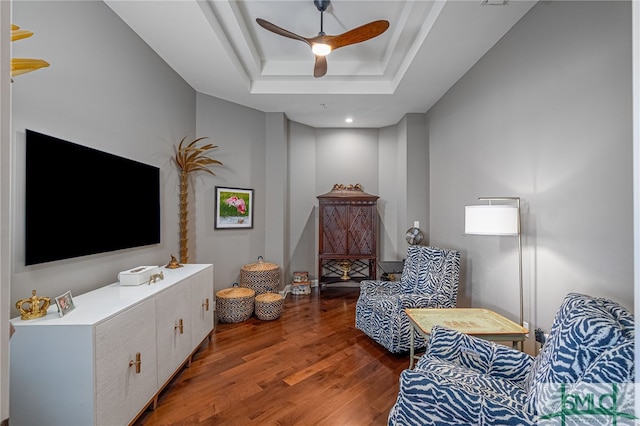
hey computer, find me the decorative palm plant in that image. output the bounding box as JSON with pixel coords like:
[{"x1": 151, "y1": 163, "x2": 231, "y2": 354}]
[{"x1": 174, "y1": 136, "x2": 223, "y2": 263}]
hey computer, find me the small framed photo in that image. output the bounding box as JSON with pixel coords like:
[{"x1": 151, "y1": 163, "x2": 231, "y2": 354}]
[
  {"x1": 215, "y1": 186, "x2": 254, "y2": 229},
  {"x1": 55, "y1": 291, "x2": 75, "y2": 317}
]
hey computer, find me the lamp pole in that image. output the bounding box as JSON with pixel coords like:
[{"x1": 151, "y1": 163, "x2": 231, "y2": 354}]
[{"x1": 477, "y1": 197, "x2": 523, "y2": 328}]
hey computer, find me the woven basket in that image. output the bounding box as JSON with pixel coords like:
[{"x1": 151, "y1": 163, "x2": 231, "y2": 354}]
[
  {"x1": 254, "y1": 293, "x2": 284, "y2": 321},
  {"x1": 216, "y1": 287, "x2": 255, "y2": 323},
  {"x1": 291, "y1": 281, "x2": 311, "y2": 295},
  {"x1": 240, "y1": 256, "x2": 280, "y2": 295}
]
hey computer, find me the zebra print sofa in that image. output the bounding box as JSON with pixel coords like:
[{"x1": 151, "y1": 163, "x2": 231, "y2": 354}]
[
  {"x1": 388, "y1": 292, "x2": 635, "y2": 425},
  {"x1": 355, "y1": 245, "x2": 461, "y2": 354}
]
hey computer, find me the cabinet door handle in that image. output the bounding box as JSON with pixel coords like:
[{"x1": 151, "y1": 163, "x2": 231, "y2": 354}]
[
  {"x1": 202, "y1": 298, "x2": 210, "y2": 311},
  {"x1": 175, "y1": 318, "x2": 184, "y2": 334},
  {"x1": 129, "y1": 352, "x2": 141, "y2": 374}
]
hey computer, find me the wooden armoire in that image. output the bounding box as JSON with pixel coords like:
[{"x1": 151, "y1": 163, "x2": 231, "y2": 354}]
[{"x1": 317, "y1": 184, "x2": 379, "y2": 289}]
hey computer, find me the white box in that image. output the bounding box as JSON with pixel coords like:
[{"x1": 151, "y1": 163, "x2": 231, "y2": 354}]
[{"x1": 118, "y1": 266, "x2": 159, "y2": 286}]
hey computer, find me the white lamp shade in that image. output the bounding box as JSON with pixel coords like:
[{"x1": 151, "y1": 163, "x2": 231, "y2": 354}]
[{"x1": 465, "y1": 205, "x2": 519, "y2": 236}]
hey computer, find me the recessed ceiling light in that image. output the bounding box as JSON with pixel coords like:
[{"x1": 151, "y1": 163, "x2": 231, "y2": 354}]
[{"x1": 345, "y1": 117, "x2": 353, "y2": 123}]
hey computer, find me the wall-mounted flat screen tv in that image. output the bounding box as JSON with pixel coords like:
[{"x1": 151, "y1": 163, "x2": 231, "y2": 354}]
[{"x1": 25, "y1": 129, "x2": 161, "y2": 265}]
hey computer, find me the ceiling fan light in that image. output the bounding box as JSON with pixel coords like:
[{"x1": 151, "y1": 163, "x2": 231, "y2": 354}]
[{"x1": 312, "y1": 43, "x2": 331, "y2": 56}]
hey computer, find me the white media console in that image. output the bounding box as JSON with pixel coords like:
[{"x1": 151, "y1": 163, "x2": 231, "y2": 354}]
[{"x1": 10, "y1": 263, "x2": 214, "y2": 426}]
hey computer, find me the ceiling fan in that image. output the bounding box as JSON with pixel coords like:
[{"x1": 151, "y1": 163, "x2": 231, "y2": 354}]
[{"x1": 256, "y1": 0, "x2": 389, "y2": 78}]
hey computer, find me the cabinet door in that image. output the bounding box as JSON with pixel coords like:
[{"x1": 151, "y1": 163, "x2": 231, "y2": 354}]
[
  {"x1": 320, "y1": 204, "x2": 348, "y2": 255},
  {"x1": 191, "y1": 266, "x2": 214, "y2": 348},
  {"x1": 348, "y1": 205, "x2": 375, "y2": 255},
  {"x1": 95, "y1": 297, "x2": 158, "y2": 426},
  {"x1": 156, "y1": 278, "x2": 192, "y2": 385},
  {"x1": 10, "y1": 325, "x2": 95, "y2": 426}
]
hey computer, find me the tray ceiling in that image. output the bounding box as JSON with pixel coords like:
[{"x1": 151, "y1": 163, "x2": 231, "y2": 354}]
[{"x1": 105, "y1": 0, "x2": 537, "y2": 128}]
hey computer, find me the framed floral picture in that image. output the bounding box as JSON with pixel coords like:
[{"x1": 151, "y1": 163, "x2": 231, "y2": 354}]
[{"x1": 215, "y1": 187, "x2": 254, "y2": 229}]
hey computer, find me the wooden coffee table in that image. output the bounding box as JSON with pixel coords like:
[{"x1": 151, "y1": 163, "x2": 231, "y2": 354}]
[{"x1": 405, "y1": 308, "x2": 528, "y2": 368}]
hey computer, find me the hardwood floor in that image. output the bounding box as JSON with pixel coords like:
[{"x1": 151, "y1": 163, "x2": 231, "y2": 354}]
[{"x1": 133, "y1": 286, "x2": 408, "y2": 426}]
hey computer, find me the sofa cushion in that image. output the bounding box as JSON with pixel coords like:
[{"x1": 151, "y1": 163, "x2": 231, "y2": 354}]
[
  {"x1": 423, "y1": 325, "x2": 534, "y2": 385},
  {"x1": 401, "y1": 246, "x2": 434, "y2": 294},
  {"x1": 601, "y1": 297, "x2": 635, "y2": 339},
  {"x1": 415, "y1": 357, "x2": 529, "y2": 407},
  {"x1": 389, "y1": 358, "x2": 536, "y2": 425},
  {"x1": 525, "y1": 293, "x2": 628, "y2": 409},
  {"x1": 400, "y1": 246, "x2": 458, "y2": 303}
]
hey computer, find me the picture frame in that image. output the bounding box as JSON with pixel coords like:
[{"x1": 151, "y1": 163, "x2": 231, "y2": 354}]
[
  {"x1": 215, "y1": 186, "x2": 254, "y2": 229},
  {"x1": 55, "y1": 291, "x2": 75, "y2": 317}
]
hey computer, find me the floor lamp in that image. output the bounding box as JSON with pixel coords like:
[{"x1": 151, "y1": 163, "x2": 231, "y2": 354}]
[{"x1": 465, "y1": 197, "x2": 524, "y2": 347}]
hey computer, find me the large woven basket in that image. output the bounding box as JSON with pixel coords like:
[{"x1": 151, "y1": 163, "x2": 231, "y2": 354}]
[
  {"x1": 216, "y1": 287, "x2": 255, "y2": 323},
  {"x1": 240, "y1": 256, "x2": 280, "y2": 295},
  {"x1": 254, "y1": 293, "x2": 284, "y2": 321}
]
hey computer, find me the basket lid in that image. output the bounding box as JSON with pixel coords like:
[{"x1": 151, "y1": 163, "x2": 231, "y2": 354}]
[
  {"x1": 256, "y1": 293, "x2": 283, "y2": 302},
  {"x1": 241, "y1": 256, "x2": 279, "y2": 272},
  {"x1": 216, "y1": 287, "x2": 255, "y2": 298}
]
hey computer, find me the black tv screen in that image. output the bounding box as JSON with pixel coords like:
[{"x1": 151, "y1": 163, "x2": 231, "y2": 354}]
[{"x1": 25, "y1": 129, "x2": 161, "y2": 265}]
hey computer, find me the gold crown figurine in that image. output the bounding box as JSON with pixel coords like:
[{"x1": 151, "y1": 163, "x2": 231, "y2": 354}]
[{"x1": 16, "y1": 290, "x2": 50, "y2": 320}]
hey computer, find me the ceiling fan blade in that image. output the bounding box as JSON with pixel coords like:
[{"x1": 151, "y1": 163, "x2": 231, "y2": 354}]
[
  {"x1": 314, "y1": 55, "x2": 327, "y2": 78},
  {"x1": 319, "y1": 20, "x2": 390, "y2": 50},
  {"x1": 256, "y1": 18, "x2": 311, "y2": 47}
]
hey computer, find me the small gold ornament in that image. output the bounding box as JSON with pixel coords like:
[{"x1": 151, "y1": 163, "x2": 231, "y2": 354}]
[
  {"x1": 165, "y1": 254, "x2": 183, "y2": 269},
  {"x1": 148, "y1": 271, "x2": 164, "y2": 285},
  {"x1": 16, "y1": 290, "x2": 50, "y2": 320},
  {"x1": 338, "y1": 260, "x2": 352, "y2": 281},
  {"x1": 332, "y1": 183, "x2": 363, "y2": 191}
]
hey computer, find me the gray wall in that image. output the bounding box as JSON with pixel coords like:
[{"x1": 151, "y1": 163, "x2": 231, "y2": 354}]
[
  {"x1": 287, "y1": 121, "x2": 317, "y2": 284},
  {"x1": 378, "y1": 124, "x2": 404, "y2": 259},
  {"x1": 378, "y1": 117, "x2": 431, "y2": 262},
  {"x1": 194, "y1": 93, "x2": 266, "y2": 291},
  {"x1": 283, "y1": 122, "x2": 429, "y2": 283},
  {"x1": 10, "y1": 1, "x2": 196, "y2": 316},
  {"x1": 428, "y1": 0, "x2": 633, "y2": 352},
  {"x1": 405, "y1": 114, "x2": 429, "y2": 244},
  {"x1": 286, "y1": 126, "x2": 383, "y2": 282}
]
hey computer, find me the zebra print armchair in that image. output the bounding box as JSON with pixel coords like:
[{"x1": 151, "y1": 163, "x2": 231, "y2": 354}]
[
  {"x1": 388, "y1": 293, "x2": 635, "y2": 425},
  {"x1": 355, "y1": 245, "x2": 461, "y2": 354}
]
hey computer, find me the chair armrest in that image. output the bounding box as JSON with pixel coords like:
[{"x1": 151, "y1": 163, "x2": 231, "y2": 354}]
[
  {"x1": 396, "y1": 293, "x2": 449, "y2": 309},
  {"x1": 359, "y1": 280, "x2": 402, "y2": 295},
  {"x1": 421, "y1": 326, "x2": 534, "y2": 384}
]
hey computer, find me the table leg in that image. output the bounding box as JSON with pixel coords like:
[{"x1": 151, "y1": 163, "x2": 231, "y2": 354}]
[{"x1": 409, "y1": 325, "x2": 415, "y2": 369}]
